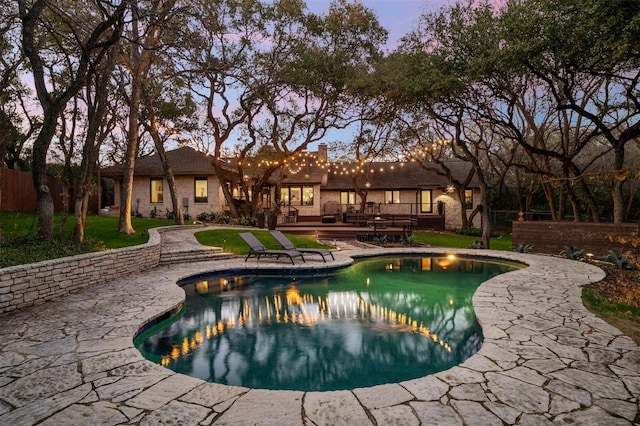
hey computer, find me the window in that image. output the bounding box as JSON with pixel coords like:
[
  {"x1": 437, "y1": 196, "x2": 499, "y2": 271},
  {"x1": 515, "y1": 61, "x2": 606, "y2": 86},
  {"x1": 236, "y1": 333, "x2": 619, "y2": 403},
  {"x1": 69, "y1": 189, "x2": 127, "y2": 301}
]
[
  {"x1": 195, "y1": 177, "x2": 208, "y2": 203},
  {"x1": 227, "y1": 182, "x2": 251, "y2": 200},
  {"x1": 420, "y1": 190, "x2": 432, "y2": 213},
  {"x1": 340, "y1": 190, "x2": 356, "y2": 205},
  {"x1": 384, "y1": 190, "x2": 400, "y2": 204},
  {"x1": 283, "y1": 185, "x2": 314, "y2": 206},
  {"x1": 464, "y1": 189, "x2": 473, "y2": 209},
  {"x1": 150, "y1": 177, "x2": 163, "y2": 203}
]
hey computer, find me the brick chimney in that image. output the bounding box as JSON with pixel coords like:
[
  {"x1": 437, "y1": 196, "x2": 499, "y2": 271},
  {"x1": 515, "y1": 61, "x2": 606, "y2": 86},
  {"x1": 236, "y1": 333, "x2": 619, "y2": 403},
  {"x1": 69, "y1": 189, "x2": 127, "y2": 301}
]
[{"x1": 317, "y1": 143, "x2": 327, "y2": 163}]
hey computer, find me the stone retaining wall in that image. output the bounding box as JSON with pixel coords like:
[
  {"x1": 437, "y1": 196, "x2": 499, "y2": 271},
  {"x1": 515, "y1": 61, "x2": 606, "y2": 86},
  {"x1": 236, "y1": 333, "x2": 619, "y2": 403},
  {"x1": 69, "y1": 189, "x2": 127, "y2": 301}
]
[
  {"x1": 0, "y1": 229, "x2": 162, "y2": 315},
  {"x1": 512, "y1": 221, "x2": 639, "y2": 256}
]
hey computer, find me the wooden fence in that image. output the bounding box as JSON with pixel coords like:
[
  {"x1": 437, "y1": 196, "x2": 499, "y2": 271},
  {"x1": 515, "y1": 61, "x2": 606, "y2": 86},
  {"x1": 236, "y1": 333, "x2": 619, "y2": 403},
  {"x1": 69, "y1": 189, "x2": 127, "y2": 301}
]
[
  {"x1": 512, "y1": 221, "x2": 640, "y2": 256},
  {"x1": 2, "y1": 168, "x2": 66, "y2": 212}
]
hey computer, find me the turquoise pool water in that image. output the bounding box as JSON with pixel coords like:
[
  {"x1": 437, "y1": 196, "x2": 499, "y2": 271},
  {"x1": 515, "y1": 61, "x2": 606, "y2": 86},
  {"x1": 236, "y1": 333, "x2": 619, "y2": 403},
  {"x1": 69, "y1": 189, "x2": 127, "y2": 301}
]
[{"x1": 136, "y1": 255, "x2": 518, "y2": 391}]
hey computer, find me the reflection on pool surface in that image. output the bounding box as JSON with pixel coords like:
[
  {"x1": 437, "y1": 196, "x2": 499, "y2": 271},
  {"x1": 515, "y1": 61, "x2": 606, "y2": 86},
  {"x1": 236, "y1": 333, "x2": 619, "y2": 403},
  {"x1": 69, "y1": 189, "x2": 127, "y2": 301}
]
[{"x1": 136, "y1": 255, "x2": 518, "y2": 391}]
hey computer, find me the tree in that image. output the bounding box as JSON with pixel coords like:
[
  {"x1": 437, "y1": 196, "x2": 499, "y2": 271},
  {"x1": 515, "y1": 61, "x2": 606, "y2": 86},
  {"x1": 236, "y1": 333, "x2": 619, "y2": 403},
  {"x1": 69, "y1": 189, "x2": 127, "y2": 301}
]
[
  {"x1": 18, "y1": 0, "x2": 127, "y2": 240},
  {"x1": 116, "y1": 0, "x2": 183, "y2": 234},
  {"x1": 74, "y1": 46, "x2": 120, "y2": 243},
  {"x1": 141, "y1": 83, "x2": 197, "y2": 225},
  {"x1": 378, "y1": 2, "x2": 503, "y2": 247},
  {"x1": 498, "y1": 0, "x2": 640, "y2": 222},
  {"x1": 181, "y1": 0, "x2": 267, "y2": 218},
  {"x1": 185, "y1": 0, "x2": 387, "y2": 218}
]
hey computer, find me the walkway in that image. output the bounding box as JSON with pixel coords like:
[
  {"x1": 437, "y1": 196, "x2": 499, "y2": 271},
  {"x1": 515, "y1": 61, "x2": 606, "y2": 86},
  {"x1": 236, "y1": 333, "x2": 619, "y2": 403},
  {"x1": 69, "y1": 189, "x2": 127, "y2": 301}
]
[{"x1": 0, "y1": 226, "x2": 638, "y2": 425}]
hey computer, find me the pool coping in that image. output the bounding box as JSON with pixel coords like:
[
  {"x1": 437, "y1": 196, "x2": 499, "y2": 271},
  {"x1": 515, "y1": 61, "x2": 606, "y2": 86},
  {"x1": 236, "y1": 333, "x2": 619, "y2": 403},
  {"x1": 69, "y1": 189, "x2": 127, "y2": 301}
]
[{"x1": 0, "y1": 230, "x2": 638, "y2": 425}]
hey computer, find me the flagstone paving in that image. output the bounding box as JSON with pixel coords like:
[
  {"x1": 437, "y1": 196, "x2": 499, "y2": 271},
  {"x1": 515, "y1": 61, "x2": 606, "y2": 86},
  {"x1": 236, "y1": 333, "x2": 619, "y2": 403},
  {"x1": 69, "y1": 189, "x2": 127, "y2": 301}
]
[{"x1": 0, "y1": 226, "x2": 638, "y2": 425}]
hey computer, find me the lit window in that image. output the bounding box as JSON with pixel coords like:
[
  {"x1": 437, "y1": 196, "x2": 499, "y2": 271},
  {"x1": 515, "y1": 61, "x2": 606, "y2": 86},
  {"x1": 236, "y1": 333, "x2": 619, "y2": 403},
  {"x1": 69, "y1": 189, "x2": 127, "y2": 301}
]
[
  {"x1": 195, "y1": 177, "x2": 208, "y2": 203},
  {"x1": 421, "y1": 190, "x2": 432, "y2": 213},
  {"x1": 464, "y1": 189, "x2": 473, "y2": 209},
  {"x1": 340, "y1": 190, "x2": 356, "y2": 205},
  {"x1": 384, "y1": 190, "x2": 400, "y2": 204},
  {"x1": 150, "y1": 177, "x2": 163, "y2": 203},
  {"x1": 284, "y1": 186, "x2": 314, "y2": 206}
]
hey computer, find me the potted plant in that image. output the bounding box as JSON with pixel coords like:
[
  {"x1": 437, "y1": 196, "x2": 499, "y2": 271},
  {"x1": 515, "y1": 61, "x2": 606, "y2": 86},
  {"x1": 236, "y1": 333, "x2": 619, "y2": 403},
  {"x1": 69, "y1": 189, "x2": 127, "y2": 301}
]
[
  {"x1": 256, "y1": 202, "x2": 265, "y2": 228},
  {"x1": 266, "y1": 202, "x2": 281, "y2": 230}
]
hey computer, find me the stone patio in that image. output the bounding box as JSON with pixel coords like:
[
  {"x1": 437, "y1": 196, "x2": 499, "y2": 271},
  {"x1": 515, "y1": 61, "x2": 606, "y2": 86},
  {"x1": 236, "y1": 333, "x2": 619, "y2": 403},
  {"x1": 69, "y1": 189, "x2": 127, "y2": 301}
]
[{"x1": 0, "y1": 226, "x2": 638, "y2": 425}]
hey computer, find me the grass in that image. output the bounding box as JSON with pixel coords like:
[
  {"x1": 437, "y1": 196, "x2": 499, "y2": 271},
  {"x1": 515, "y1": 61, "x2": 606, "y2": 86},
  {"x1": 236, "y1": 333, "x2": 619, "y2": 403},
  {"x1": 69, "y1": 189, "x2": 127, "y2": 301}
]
[
  {"x1": 194, "y1": 229, "x2": 334, "y2": 256},
  {"x1": 2, "y1": 212, "x2": 636, "y2": 344},
  {"x1": 583, "y1": 287, "x2": 640, "y2": 344},
  {"x1": 193, "y1": 229, "x2": 513, "y2": 256},
  {"x1": 0, "y1": 212, "x2": 174, "y2": 268},
  {"x1": 1, "y1": 214, "x2": 514, "y2": 267},
  {"x1": 413, "y1": 231, "x2": 513, "y2": 251}
]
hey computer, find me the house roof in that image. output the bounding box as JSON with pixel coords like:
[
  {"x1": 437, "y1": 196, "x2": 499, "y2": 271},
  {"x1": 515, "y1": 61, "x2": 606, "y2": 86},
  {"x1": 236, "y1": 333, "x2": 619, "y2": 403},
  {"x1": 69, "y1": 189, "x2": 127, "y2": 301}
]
[
  {"x1": 280, "y1": 160, "x2": 325, "y2": 184},
  {"x1": 322, "y1": 160, "x2": 478, "y2": 190},
  {"x1": 101, "y1": 146, "x2": 219, "y2": 177}
]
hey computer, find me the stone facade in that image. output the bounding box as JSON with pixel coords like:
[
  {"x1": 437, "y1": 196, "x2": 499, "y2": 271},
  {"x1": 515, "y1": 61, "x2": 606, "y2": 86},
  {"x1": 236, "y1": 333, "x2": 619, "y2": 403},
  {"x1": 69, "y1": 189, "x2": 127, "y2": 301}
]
[
  {"x1": 0, "y1": 229, "x2": 162, "y2": 315},
  {"x1": 113, "y1": 175, "x2": 222, "y2": 220}
]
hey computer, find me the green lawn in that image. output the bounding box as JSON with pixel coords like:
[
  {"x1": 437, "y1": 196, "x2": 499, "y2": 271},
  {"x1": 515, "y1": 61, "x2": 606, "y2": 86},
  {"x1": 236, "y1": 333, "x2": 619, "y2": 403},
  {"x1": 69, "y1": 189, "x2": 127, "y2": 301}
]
[
  {"x1": 1, "y1": 212, "x2": 513, "y2": 267},
  {"x1": 414, "y1": 231, "x2": 513, "y2": 251},
  {"x1": 0, "y1": 213, "x2": 174, "y2": 268},
  {"x1": 195, "y1": 229, "x2": 334, "y2": 256},
  {"x1": 193, "y1": 229, "x2": 513, "y2": 255}
]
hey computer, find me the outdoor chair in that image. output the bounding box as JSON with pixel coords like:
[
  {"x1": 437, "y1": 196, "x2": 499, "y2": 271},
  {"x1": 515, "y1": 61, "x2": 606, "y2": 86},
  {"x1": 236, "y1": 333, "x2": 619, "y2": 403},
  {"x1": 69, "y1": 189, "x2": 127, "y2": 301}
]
[
  {"x1": 269, "y1": 230, "x2": 336, "y2": 262},
  {"x1": 322, "y1": 201, "x2": 341, "y2": 223},
  {"x1": 238, "y1": 232, "x2": 305, "y2": 264}
]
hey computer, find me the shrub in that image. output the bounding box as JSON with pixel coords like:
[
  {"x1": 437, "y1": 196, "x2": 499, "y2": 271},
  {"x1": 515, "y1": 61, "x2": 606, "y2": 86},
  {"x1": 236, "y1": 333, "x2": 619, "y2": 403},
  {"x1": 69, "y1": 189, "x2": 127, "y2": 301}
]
[
  {"x1": 237, "y1": 216, "x2": 257, "y2": 226},
  {"x1": 373, "y1": 234, "x2": 388, "y2": 245},
  {"x1": 514, "y1": 242, "x2": 534, "y2": 253},
  {"x1": 454, "y1": 227, "x2": 482, "y2": 237},
  {"x1": 454, "y1": 227, "x2": 501, "y2": 238},
  {"x1": 563, "y1": 245, "x2": 585, "y2": 260},
  {"x1": 402, "y1": 233, "x2": 415, "y2": 246},
  {"x1": 196, "y1": 212, "x2": 208, "y2": 221},
  {"x1": 206, "y1": 212, "x2": 230, "y2": 223},
  {"x1": 467, "y1": 240, "x2": 482, "y2": 249},
  {"x1": 604, "y1": 251, "x2": 639, "y2": 270}
]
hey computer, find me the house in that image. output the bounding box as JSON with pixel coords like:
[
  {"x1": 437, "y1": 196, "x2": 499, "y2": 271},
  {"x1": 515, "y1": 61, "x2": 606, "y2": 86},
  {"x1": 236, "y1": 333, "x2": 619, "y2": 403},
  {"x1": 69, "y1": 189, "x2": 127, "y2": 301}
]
[
  {"x1": 101, "y1": 144, "x2": 480, "y2": 229},
  {"x1": 101, "y1": 146, "x2": 223, "y2": 219},
  {"x1": 280, "y1": 145, "x2": 481, "y2": 229}
]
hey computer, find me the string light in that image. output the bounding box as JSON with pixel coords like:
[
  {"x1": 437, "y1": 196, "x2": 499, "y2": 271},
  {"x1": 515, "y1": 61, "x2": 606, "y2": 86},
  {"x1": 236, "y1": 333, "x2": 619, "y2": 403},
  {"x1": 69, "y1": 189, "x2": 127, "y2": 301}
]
[{"x1": 237, "y1": 142, "x2": 453, "y2": 178}]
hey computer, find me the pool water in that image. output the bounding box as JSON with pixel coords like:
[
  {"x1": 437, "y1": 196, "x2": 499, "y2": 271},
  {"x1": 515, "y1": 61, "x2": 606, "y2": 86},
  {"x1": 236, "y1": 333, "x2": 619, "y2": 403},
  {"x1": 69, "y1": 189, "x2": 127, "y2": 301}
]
[{"x1": 136, "y1": 255, "x2": 518, "y2": 391}]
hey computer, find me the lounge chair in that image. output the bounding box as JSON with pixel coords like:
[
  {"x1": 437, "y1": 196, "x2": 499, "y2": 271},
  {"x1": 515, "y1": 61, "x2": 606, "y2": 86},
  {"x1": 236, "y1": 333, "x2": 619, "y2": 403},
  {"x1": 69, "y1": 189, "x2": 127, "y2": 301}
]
[
  {"x1": 269, "y1": 230, "x2": 335, "y2": 262},
  {"x1": 238, "y1": 232, "x2": 305, "y2": 264}
]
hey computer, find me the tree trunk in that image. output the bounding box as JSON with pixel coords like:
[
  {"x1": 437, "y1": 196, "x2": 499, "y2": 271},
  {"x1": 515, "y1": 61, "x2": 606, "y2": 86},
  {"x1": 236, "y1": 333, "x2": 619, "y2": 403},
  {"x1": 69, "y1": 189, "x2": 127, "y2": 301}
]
[
  {"x1": 118, "y1": 93, "x2": 139, "y2": 234},
  {"x1": 540, "y1": 179, "x2": 558, "y2": 221},
  {"x1": 611, "y1": 145, "x2": 626, "y2": 223},
  {"x1": 0, "y1": 110, "x2": 9, "y2": 243},
  {"x1": 118, "y1": 9, "x2": 156, "y2": 234},
  {"x1": 32, "y1": 113, "x2": 58, "y2": 241},
  {"x1": 562, "y1": 181, "x2": 581, "y2": 222},
  {"x1": 148, "y1": 118, "x2": 183, "y2": 225},
  {"x1": 456, "y1": 187, "x2": 469, "y2": 229},
  {"x1": 74, "y1": 47, "x2": 117, "y2": 243},
  {"x1": 477, "y1": 172, "x2": 491, "y2": 249}
]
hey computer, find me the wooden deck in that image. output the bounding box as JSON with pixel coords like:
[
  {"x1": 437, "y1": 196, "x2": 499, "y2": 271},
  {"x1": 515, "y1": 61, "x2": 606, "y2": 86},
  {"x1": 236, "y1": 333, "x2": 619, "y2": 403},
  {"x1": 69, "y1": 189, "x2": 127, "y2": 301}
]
[{"x1": 276, "y1": 220, "x2": 422, "y2": 242}]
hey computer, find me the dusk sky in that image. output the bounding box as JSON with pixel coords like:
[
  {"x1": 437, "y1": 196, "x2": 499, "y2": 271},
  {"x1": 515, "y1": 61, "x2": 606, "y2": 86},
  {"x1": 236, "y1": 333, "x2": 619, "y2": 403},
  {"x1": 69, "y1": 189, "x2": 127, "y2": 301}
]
[{"x1": 292, "y1": 1, "x2": 457, "y2": 148}]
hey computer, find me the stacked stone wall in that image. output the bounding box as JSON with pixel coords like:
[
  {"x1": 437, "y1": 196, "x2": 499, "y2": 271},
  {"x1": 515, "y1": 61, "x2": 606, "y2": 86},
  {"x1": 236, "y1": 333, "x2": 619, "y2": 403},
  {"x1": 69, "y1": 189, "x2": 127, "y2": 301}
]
[{"x1": 0, "y1": 229, "x2": 162, "y2": 315}]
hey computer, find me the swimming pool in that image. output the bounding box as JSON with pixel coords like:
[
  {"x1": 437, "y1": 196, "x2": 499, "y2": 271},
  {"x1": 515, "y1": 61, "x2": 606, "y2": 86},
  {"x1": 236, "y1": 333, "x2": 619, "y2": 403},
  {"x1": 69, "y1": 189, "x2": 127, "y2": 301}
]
[{"x1": 135, "y1": 255, "x2": 519, "y2": 391}]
